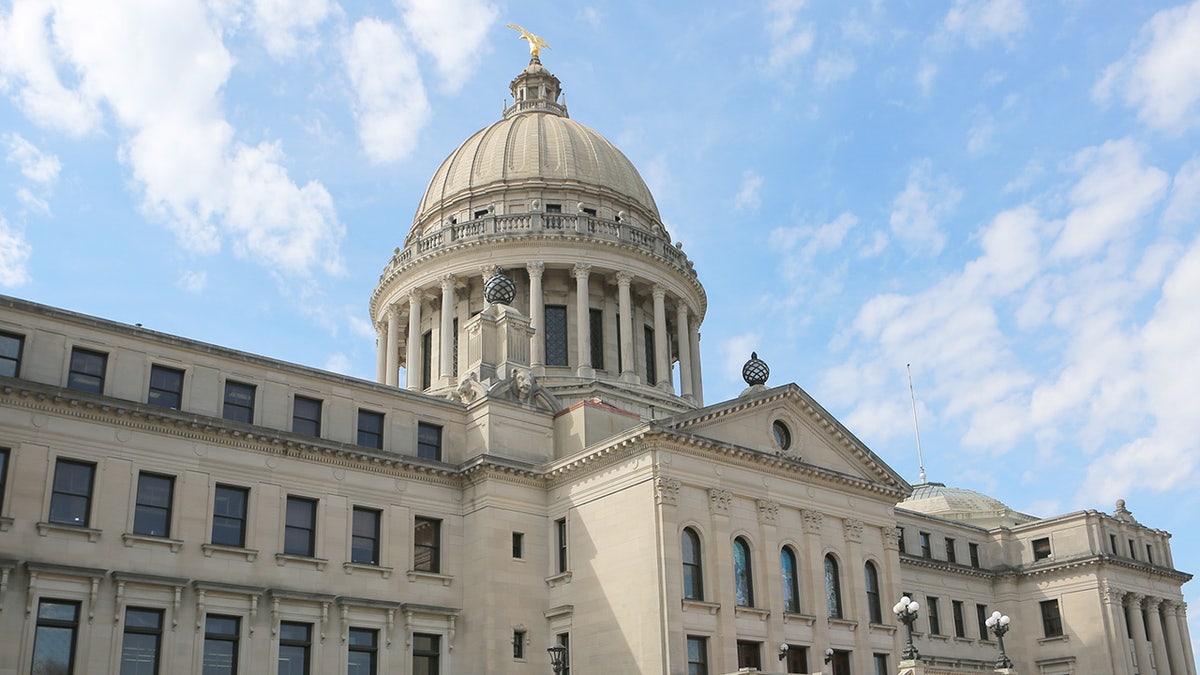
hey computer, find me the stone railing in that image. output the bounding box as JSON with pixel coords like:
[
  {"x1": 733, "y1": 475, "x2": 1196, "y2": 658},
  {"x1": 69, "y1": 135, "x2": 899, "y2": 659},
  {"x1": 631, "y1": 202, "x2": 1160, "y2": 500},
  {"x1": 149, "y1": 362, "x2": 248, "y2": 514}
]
[{"x1": 382, "y1": 213, "x2": 695, "y2": 279}]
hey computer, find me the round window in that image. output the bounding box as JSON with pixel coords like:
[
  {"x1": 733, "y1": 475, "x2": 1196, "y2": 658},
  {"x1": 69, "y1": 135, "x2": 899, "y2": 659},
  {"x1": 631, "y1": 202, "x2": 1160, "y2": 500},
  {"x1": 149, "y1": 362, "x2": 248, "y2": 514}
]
[{"x1": 772, "y1": 420, "x2": 791, "y2": 450}]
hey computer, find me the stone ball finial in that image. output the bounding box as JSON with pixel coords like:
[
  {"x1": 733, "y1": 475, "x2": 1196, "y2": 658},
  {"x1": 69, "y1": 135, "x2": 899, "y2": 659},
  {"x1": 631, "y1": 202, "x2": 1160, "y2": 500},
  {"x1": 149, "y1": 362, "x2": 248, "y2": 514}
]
[
  {"x1": 483, "y1": 269, "x2": 517, "y2": 305},
  {"x1": 742, "y1": 352, "x2": 769, "y2": 386}
]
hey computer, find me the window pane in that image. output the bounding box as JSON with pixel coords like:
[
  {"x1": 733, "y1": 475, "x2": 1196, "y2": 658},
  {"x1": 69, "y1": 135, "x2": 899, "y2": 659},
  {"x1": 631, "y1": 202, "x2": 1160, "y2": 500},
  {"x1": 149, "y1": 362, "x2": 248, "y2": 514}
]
[
  {"x1": 49, "y1": 460, "x2": 94, "y2": 526},
  {"x1": 212, "y1": 485, "x2": 248, "y2": 547},
  {"x1": 284, "y1": 497, "x2": 316, "y2": 556},
  {"x1": 292, "y1": 397, "x2": 321, "y2": 437},
  {"x1": 414, "y1": 517, "x2": 440, "y2": 572},
  {"x1": 148, "y1": 365, "x2": 184, "y2": 409},
  {"x1": 134, "y1": 473, "x2": 174, "y2": 537},
  {"x1": 357, "y1": 410, "x2": 384, "y2": 449},
  {"x1": 589, "y1": 308, "x2": 604, "y2": 369},
  {"x1": 545, "y1": 305, "x2": 568, "y2": 366},
  {"x1": 120, "y1": 631, "x2": 160, "y2": 675},
  {"x1": 733, "y1": 538, "x2": 753, "y2": 607},
  {"x1": 223, "y1": 381, "x2": 255, "y2": 423},
  {"x1": 0, "y1": 332, "x2": 23, "y2": 377},
  {"x1": 417, "y1": 423, "x2": 442, "y2": 461},
  {"x1": 352, "y1": 508, "x2": 380, "y2": 564},
  {"x1": 33, "y1": 600, "x2": 79, "y2": 675},
  {"x1": 68, "y1": 348, "x2": 107, "y2": 393},
  {"x1": 824, "y1": 555, "x2": 842, "y2": 618},
  {"x1": 782, "y1": 548, "x2": 799, "y2": 613}
]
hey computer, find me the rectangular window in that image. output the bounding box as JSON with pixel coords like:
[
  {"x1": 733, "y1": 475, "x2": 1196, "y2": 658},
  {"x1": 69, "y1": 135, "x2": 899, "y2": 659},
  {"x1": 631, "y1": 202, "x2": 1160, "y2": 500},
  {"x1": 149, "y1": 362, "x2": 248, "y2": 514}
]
[
  {"x1": 945, "y1": 537, "x2": 957, "y2": 563},
  {"x1": 589, "y1": 307, "x2": 604, "y2": 370},
  {"x1": 202, "y1": 615, "x2": 240, "y2": 674},
  {"x1": 873, "y1": 654, "x2": 889, "y2": 675},
  {"x1": 120, "y1": 607, "x2": 163, "y2": 674},
  {"x1": 927, "y1": 596, "x2": 941, "y2": 635},
  {"x1": 49, "y1": 458, "x2": 96, "y2": 526},
  {"x1": 952, "y1": 600, "x2": 966, "y2": 638},
  {"x1": 919, "y1": 531, "x2": 932, "y2": 558},
  {"x1": 421, "y1": 330, "x2": 432, "y2": 390},
  {"x1": 417, "y1": 422, "x2": 442, "y2": 461},
  {"x1": 1146, "y1": 544, "x2": 1154, "y2": 564},
  {"x1": 284, "y1": 496, "x2": 317, "y2": 557},
  {"x1": 785, "y1": 645, "x2": 808, "y2": 674},
  {"x1": 133, "y1": 472, "x2": 174, "y2": 538},
  {"x1": 357, "y1": 409, "x2": 384, "y2": 449},
  {"x1": 736, "y1": 640, "x2": 762, "y2": 670},
  {"x1": 512, "y1": 630, "x2": 525, "y2": 659},
  {"x1": 1110, "y1": 533, "x2": 1119, "y2": 555},
  {"x1": 67, "y1": 347, "x2": 107, "y2": 393},
  {"x1": 414, "y1": 517, "x2": 441, "y2": 573},
  {"x1": 351, "y1": 507, "x2": 381, "y2": 565},
  {"x1": 212, "y1": 484, "x2": 249, "y2": 547},
  {"x1": 474, "y1": 209, "x2": 489, "y2": 219},
  {"x1": 278, "y1": 622, "x2": 311, "y2": 675},
  {"x1": 581, "y1": 207, "x2": 597, "y2": 217},
  {"x1": 33, "y1": 599, "x2": 80, "y2": 675},
  {"x1": 0, "y1": 447, "x2": 9, "y2": 512},
  {"x1": 292, "y1": 396, "x2": 322, "y2": 437},
  {"x1": 556, "y1": 633, "x2": 570, "y2": 675},
  {"x1": 545, "y1": 305, "x2": 568, "y2": 366},
  {"x1": 687, "y1": 636, "x2": 709, "y2": 675},
  {"x1": 452, "y1": 317, "x2": 459, "y2": 377},
  {"x1": 348, "y1": 627, "x2": 378, "y2": 675},
  {"x1": 898, "y1": 527, "x2": 906, "y2": 554},
  {"x1": 1032, "y1": 537, "x2": 1052, "y2": 561},
  {"x1": 1129, "y1": 539, "x2": 1137, "y2": 559},
  {"x1": 555, "y1": 517, "x2": 568, "y2": 573},
  {"x1": 1040, "y1": 599, "x2": 1063, "y2": 637},
  {"x1": 413, "y1": 633, "x2": 440, "y2": 675},
  {"x1": 977, "y1": 604, "x2": 990, "y2": 640},
  {"x1": 147, "y1": 364, "x2": 184, "y2": 409},
  {"x1": 222, "y1": 381, "x2": 256, "y2": 424},
  {"x1": 512, "y1": 532, "x2": 524, "y2": 559},
  {"x1": 643, "y1": 325, "x2": 656, "y2": 385},
  {"x1": 0, "y1": 331, "x2": 24, "y2": 377},
  {"x1": 969, "y1": 542, "x2": 981, "y2": 568}
]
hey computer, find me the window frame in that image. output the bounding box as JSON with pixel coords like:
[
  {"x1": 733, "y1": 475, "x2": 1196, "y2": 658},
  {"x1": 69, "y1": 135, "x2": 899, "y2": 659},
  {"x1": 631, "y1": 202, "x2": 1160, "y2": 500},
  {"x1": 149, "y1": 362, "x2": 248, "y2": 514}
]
[
  {"x1": 687, "y1": 635, "x2": 709, "y2": 675},
  {"x1": 67, "y1": 347, "x2": 108, "y2": 393},
  {"x1": 944, "y1": 537, "x2": 957, "y2": 563},
  {"x1": 544, "y1": 304, "x2": 569, "y2": 367},
  {"x1": 733, "y1": 536, "x2": 755, "y2": 608},
  {"x1": 348, "y1": 627, "x2": 379, "y2": 675},
  {"x1": 952, "y1": 599, "x2": 966, "y2": 638},
  {"x1": 643, "y1": 324, "x2": 656, "y2": 384},
  {"x1": 32, "y1": 598, "x2": 81, "y2": 675},
  {"x1": 413, "y1": 516, "x2": 441, "y2": 573},
  {"x1": 682, "y1": 527, "x2": 704, "y2": 601},
  {"x1": 512, "y1": 531, "x2": 524, "y2": 559},
  {"x1": 147, "y1": 364, "x2": 185, "y2": 409},
  {"x1": 976, "y1": 604, "x2": 990, "y2": 640},
  {"x1": 927, "y1": 596, "x2": 942, "y2": 635},
  {"x1": 202, "y1": 614, "x2": 240, "y2": 675},
  {"x1": 736, "y1": 640, "x2": 762, "y2": 670},
  {"x1": 824, "y1": 554, "x2": 843, "y2": 619},
  {"x1": 0, "y1": 447, "x2": 10, "y2": 513},
  {"x1": 781, "y1": 546, "x2": 800, "y2": 613},
  {"x1": 512, "y1": 629, "x2": 526, "y2": 660},
  {"x1": 356, "y1": 409, "x2": 385, "y2": 449},
  {"x1": 0, "y1": 330, "x2": 24, "y2": 377},
  {"x1": 211, "y1": 484, "x2": 250, "y2": 548},
  {"x1": 291, "y1": 396, "x2": 322, "y2": 438},
  {"x1": 222, "y1": 380, "x2": 256, "y2": 424},
  {"x1": 873, "y1": 653, "x2": 890, "y2": 675},
  {"x1": 1032, "y1": 537, "x2": 1052, "y2": 561},
  {"x1": 49, "y1": 458, "x2": 96, "y2": 527},
  {"x1": 132, "y1": 471, "x2": 175, "y2": 538},
  {"x1": 120, "y1": 606, "x2": 164, "y2": 674},
  {"x1": 284, "y1": 496, "x2": 318, "y2": 558},
  {"x1": 1040, "y1": 599, "x2": 1064, "y2": 638},
  {"x1": 969, "y1": 542, "x2": 981, "y2": 568},
  {"x1": 555, "y1": 517, "x2": 568, "y2": 574},
  {"x1": 864, "y1": 560, "x2": 882, "y2": 623},
  {"x1": 919, "y1": 531, "x2": 932, "y2": 558},
  {"x1": 588, "y1": 307, "x2": 604, "y2": 370},
  {"x1": 416, "y1": 422, "x2": 442, "y2": 461},
  {"x1": 278, "y1": 621, "x2": 312, "y2": 675},
  {"x1": 785, "y1": 644, "x2": 809, "y2": 674},
  {"x1": 413, "y1": 632, "x2": 441, "y2": 675},
  {"x1": 351, "y1": 506, "x2": 382, "y2": 565}
]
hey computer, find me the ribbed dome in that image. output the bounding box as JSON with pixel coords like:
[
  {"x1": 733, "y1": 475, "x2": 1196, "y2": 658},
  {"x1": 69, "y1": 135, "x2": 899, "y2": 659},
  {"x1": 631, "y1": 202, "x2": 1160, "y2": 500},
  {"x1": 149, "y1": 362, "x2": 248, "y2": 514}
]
[{"x1": 902, "y1": 482, "x2": 1037, "y2": 528}]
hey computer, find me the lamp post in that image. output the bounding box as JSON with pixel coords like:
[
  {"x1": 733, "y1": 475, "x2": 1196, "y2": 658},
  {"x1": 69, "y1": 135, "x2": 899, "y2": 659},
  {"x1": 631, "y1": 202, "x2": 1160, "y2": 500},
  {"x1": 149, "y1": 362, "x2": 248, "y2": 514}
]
[
  {"x1": 984, "y1": 610, "x2": 1013, "y2": 669},
  {"x1": 823, "y1": 647, "x2": 834, "y2": 666},
  {"x1": 777, "y1": 643, "x2": 789, "y2": 662},
  {"x1": 893, "y1": 596, "x2": 921, "y2": 661},
  {"x1": 547, "y1": 644, "x2": 567, "y2": 675}
]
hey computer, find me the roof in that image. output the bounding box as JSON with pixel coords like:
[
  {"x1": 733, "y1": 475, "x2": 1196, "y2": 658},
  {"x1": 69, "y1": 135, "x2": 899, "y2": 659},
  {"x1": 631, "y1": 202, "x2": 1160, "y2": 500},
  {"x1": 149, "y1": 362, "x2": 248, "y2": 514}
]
[{"x1": 902, "y1": 481, "x2": 1038, "y2": 528}]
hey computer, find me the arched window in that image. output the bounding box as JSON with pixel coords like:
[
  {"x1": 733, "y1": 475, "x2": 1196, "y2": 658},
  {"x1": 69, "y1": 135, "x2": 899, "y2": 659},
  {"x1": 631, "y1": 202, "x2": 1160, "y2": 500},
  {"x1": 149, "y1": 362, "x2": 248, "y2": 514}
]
[
  {"x1": 824, "y1": 554, "x2": 843, "y2": 618},
  {"x1": 864, "y1": 561, "x2": 882, "y2": 623},
  {"x1": 682, "y1": 528, "x2": 704, "y2": 601},
  {"x1": 733, "y1": 537, "x2": 755, "y2": 607},
  {"x1": 781, "y1": 547, "x2": 800, "y2": 613}
]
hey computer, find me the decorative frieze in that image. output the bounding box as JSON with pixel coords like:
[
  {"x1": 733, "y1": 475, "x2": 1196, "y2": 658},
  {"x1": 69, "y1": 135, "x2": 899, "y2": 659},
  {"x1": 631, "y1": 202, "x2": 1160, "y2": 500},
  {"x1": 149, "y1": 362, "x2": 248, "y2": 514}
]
[
  {"x1": 708, "y1": 488, "x2": 732, "y2": 515},
  {"x1": 655, "y1": 477, "x2": 681, "y2": 506},
  {"x1": 757, "y1": 499, "x2": 779, "y2": 524},
  {"x1": 843, "y1": 518, "x2": 863, "y2": 543},
  {"x1": 802, "y1": 509, "x2": 823, "y2": 533}
]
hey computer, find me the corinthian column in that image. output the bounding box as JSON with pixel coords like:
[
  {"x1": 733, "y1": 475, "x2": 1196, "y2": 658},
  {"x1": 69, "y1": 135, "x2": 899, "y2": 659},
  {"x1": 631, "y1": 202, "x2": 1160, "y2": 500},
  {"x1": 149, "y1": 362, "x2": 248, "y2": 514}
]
[
  {"x1": 1162, "y1": 600, "x2": 1187, "y2": 675},
  {"x1": 574, "y1": 264, "x2": 593, "y2": 377},
  {"x1": 616, "y1": 272, "x2": 636, "y2": 383},
  {"x1": 689, "y1": 326, "x2": 703, "y2": 406},
  {"x1": 675, "y1": 302, "x2": 693, "y2": 401},
  {"x1": 1146, "y1": 598, "x2": 1172, "y2": 675},
  {"x1": 375, "y1": 320, "x2": 387, "y2": 383},
  {"x1": 652, "y1": 285, "x2": 669, "y2": 391},
  {"x1": 1127, "y1": 594, "x2": 1154, "y2": 675},
  {"x1": 1175, "y1": 601, "x2": 1197, "y2": 675},
  {"x1": 439, "y1": 275, "x2": 456, "y2": 382},
  {"x1": 1101, "y1": 586, "x2": 1134, "y2": 675},
  {"x1": 385, "y1": 306, "x2": 400, "y2": 387},
  {"x1": 527, "y1": 262, "x2": 545, "y2": 375},
  {"x1": 406, "y1": 289, "x2": 423, "y2": 391}
]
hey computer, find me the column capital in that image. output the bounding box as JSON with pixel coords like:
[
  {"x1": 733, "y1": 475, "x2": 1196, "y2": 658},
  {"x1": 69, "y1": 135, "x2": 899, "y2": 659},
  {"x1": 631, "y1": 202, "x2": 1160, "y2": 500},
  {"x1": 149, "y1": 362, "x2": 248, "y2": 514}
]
[
  {"x1": 1125, "y1": 592, "x2": 1145, "y2": 607},
  {"x1": 1100, "y1": 582, "x2": 1126, "y2": 606},
  {"x1": 843, "y1": 518, "x2": 864, "y2": 543},
  {"x1": 439, "y1": 273, "x2": 457, "y2": 289},
  {"x1": 801, "y1": 509, "x2": 823, "y2": 534},
  {"x1": 882, "y1": 526, "x2": 901, "y2": 550},
  {"x1": 708, "y1": 488, "x2": 732, "y2": 515},
  {"x1": 756, "y1": 499, "x2": 779, "y2": 525},
  {"x1": 1144, "y1": 596, "x2": 1164, "y2": 610},
  {"x1": 572, "y1": 263, "x2": 591, "y2": 279},
  {"x1": 652, "y1": 284, "x2": 666, "y2": 299},
  {"x1": 615, "y1": 270, "x2": 634, "y2": 286},
  {"x1": 408, "y1": 288, "x2": 424, "y2": 303},
  {"x1": 526, "y1": 261, "x2": 545, "y2": 277}
]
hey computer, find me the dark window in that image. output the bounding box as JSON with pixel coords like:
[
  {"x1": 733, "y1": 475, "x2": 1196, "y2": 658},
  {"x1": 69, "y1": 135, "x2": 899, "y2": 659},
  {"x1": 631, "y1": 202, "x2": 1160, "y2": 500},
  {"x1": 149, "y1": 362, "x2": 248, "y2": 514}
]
[
  {"x1": 1146, "y1": 544, "x2": 1154, "y2": 564},
  {"x1": 830, "y1": 650, "x2": 852, "y2": 675},
  {"x1": 68, "y1": 347, "x2": 107, "y2": 393},
  {"x1": 773, "y1": 420, "x2": 791, "y2": 450},
  {"x1": 147, "y1": 365, "x2": 184, "y2": 409},
  {"x1": 1040, "y1": 599, "x2": 1063, "y2": 637},
  {"x1": 736, "y1": 640, "x2": 762, "y2": 670},
  {"x1": 413, "y1": 633, "x2": 440, "y2": 675},
  {"x1": 414, "y1": 517, "x2": 440, "y2": 573},
  {"x1": 222, "y1": 381, "x2": 255, "y2": 423},
  {"x1": 873, "y1": 654, "x2": 889, "y2": 675},
  {"x1": 643, "y1": 325, "x2": 656, "y2": 384},
  {"x1": 785, "y1": 645, "x2": 809, "y2": 674},
  {"x1": 825, "y1": 554, "x2": 843, "y2": 618},
  {"x1": 953, "y1": 600, "x2": 966, "y2": 638},
  {"x1": 945, "y1": 537, "x2": 957, "y2": 563},
  {"x1": 682, "y1": 528, "x2": 704, "y2": 601},
  {"x1": 927, "y1": 596, "x2": 941, "y2": 635},
  {"x1": 581, "y1": 207, "x2": 597, "y2": 217},
  {"x1": 589, "y1": 308, "x2": 604, "y2": 369},
  {"x1": 452, "y1": 317, "x2": 459, "y2": 377},
  {"x1": 898, "y1": 527, "x2": 906, "y2": 553},
  {"x1": 292, "y1": 396, "x2": 322, "y2": 437},
  {"x1": 133, "y1": 472, "x2": 174, "y2": 538},
  {"x1": 1110, "y1": 533, "x2": 1119, "y2": 555},
  {"x1": 284, "y1": 496, "x2": 317, "y2": 557},
  {"x1": 278, "y1": 622, "x2": 311, "y2": 675},
  {"x1": 417, "y1": 423, "x2": 442, "y2": 461},
  {"x1": 512, "y1": 532, "x2": 524, "y2": 559},
  {"x1": 545, "y1": 203, "x2": 562, "y2": 213},
  {"x1": 556, "y1": 633, "x2": 570, "y2": 675},
  {"x1": 33, "y1": 599, "x2": 80, "y2": 675},
  {"x1": 969, "y1": 542, "x2": 981, "y2": 568},
  {"x1": 556, "y1": 517, "x2": 568, "y2": 573},
  {"x1": 781, "y1": 546, "x2": 800, "y2": 613},
  {"x1": 1129, "y1": 538, "x2": 1137, "y2": 559},
  {"x1": 687, "y1": 636, "x2": 709, "y2": 675},
  {"x1": 0, "y1": 331, "x2": 24, "y2": 377},
  {"x1": 545, "y1": 305, "x2": 568, "y2": 366},
  {"x1": 474, "y1": 209, "x2": 489, "y2": 219},
  {"x1": 733, "y1": 537, "x2": 754, "y2": 607},
  {"x1": 49, "y1": 458, "x2": 95, "y2": 526},
  {"x1": 351, "y1": 507, "x2": 381, "y2": 565},
  {"x1": 864, "y1": 561, "x2": 882, "y2": 623},
  {"x1": 0, "y1": 447, "x2": 9, "y2": 512},
  {"x1": 120, "y1": 607, "x2": 163, "y2": 674},
  {"x1": 357, "y1": 410, "x2": 384, "y2": 449},
  {"x1": 212, "y1": 485, "x2": 249, "y2": 547},
  {"x1": 919, "y1": 531, "x2": 932, "y2": 558},
  {"x1": 1032, "y1": 537, "x2": 1051, "y2": 561},
  {"x1": 202, "y1": 615, "x2": 240, "y2": 674},
  {"x1": 512, "y1": 630, "x2": 525, "y2": 659},
  {"x1": 977, "y1": 604, "x2": 990, "y2": 640},
  {"x1": 348, "y1": 627, "x2": 378, "y2": 675}
]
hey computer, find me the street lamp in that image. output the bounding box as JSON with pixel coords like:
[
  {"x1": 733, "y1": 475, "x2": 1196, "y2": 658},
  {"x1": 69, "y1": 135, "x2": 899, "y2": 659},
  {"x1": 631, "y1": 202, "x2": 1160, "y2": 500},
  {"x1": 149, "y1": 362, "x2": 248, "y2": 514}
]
[
  {"x1": 777, "y1": 643, "x2": 789, "y2": 661},
  {"x1": 984, "y1": 610, "x2": 1014, "y2": 669},
  {"x1": 893, "y1": 596, "x2": 921, "y2": 661},
  {"x1": 547, "y1": 644, "x2": 567, "y2": 674},
  {"x1": 823, "y1": 647, "x2": 834, "y2": 665}
]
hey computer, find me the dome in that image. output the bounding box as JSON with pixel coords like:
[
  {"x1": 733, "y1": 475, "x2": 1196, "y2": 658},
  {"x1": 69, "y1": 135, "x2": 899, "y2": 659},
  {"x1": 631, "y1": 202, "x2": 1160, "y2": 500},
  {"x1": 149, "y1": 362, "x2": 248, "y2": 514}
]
[{"x1": 901, "y1": 482, "x2": 1038, "y2": 528}]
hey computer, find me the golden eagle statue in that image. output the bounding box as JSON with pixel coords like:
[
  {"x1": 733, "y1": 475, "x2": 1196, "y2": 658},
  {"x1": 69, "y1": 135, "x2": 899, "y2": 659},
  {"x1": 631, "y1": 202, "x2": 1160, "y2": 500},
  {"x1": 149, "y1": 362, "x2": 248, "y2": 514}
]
[{"x1": 506, "y1": 24, "x2": 551, "y2": 59}]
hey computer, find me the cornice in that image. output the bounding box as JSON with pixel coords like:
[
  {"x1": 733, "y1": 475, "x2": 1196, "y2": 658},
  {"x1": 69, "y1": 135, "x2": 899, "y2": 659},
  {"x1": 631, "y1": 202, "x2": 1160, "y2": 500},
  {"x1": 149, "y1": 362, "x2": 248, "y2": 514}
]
[{"x1": 901, "y1": 553, "x2": 1193, "y2": 584}]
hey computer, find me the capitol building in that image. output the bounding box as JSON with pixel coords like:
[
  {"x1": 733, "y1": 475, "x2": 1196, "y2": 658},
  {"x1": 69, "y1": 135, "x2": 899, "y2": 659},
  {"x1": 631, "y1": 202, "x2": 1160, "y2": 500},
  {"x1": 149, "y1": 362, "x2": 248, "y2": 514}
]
[{"x1": 0, "y1": 45, "x2": 1193, "y2": 675}]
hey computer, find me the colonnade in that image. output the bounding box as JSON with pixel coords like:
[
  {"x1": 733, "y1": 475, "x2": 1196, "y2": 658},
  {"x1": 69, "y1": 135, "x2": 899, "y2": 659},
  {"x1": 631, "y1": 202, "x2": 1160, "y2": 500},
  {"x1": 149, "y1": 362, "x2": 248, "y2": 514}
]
[
  {"x1": 1104, "y1": 589, "x2": 1195, "y2": 675},
  {"x1": 374, "y1": 263, "x2": 703, "y2": 405}
]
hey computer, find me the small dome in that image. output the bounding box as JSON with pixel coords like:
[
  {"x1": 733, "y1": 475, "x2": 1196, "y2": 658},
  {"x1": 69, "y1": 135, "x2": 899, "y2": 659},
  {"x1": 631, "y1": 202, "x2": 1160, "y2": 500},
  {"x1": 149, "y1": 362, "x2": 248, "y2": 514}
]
[{"x1": 902, "y1": 482, "x2": 1037, "y2": 528}]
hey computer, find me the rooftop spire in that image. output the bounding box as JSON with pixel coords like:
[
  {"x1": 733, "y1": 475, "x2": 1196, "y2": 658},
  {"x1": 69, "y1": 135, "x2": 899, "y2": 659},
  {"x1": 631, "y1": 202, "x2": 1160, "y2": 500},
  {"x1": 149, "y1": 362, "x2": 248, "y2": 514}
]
[{"x1": 503, "y1": 25, "x2": 568, "y2": 119}]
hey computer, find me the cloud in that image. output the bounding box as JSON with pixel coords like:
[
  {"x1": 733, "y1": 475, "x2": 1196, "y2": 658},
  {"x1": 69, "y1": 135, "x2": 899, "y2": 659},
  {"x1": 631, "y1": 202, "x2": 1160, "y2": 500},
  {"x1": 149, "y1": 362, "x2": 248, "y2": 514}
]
[
  {"x1": 966, "y1": 111, "x2": 995, "y2": 156},
  {"x1": 0, "y1": 216, "x2": 31, "y2": 286},
  {"x1": 1094, "y1": 0, "x2": 1200, "y2": 133},
  {"x1": 942, "y1": 0, "x2": 1029, "y2": 48},
  {"x1": 5, "y1": 133, "x2": 60, "y2": 184},
  {"x1": 323, "y1": 352, "x2": 353, "y2": 375},
  {"x1": 344, "y1": 18, "x2": 431, "y2": 164},
  {"x1": 889, "y1": 160, "x2": 961, "y2": 256},
  {"x1": 1164, "y1": 157, "x2": 1200, "y2": 226},
  {"x1": 814, "y1": 54, "x2": 856, "y2": 86},
  {"x1": 769, "y1": 212, "x2": 859, "y2": 268},
  {"x1": 348, "y1": 314, "x2": 377, "y2": 340},
  {"x1": 177, "y1": 270, "x2": 207, "y2": 293},
  {"x1": 764, "y1": 0, "x2": 814, "y2": 72},
  {"x1": 723, "y1": 333, "x2": 762, "y2": 385},
  {"x1": 733, "y1": 170, "x2": 764, "y2": 211},
  {"x1": 398, "y1": 0, "x2": 498, "y2": 92},
  {"x1": 915, "y1": 61, "x2": 938, "y2": 97},
  {"x1": 249, "y1": 0, "x2": 333, "y2": 59}
]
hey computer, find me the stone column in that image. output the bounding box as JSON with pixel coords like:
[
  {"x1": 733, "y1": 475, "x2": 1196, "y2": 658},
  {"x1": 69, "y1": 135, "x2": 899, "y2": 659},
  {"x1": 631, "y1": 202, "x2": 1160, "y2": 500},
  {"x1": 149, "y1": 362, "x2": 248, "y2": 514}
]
[
  {"x1": 1101, "y1": 586, "x2": 1134, "y2": 675},
  {"x1": 527, "y1": 262, "x2": 545, "y2": 375},
  {"x1": 1174, "y1": 601, "x2": 1197, "y2": 675},
  {"x1": 708, "y1": 489, "x2": 736, "y2": 673},
  {"x1": 841, "y1": 519, "x2": 868, "y2": 675},
  {"x1": 616, "y1": 272, "x2": 636, "y2": 383},
  {"x1": 375, "y1": 321, "x2": 387, "y2": 383},
  {"x1": 675, "y1": 302, "x2": 694, "y2": 401},
  {"x1": 385, "y1": 307, "x2": 400, "y2": 387},
  {"x1": 800, "y1": 510, "x2": 830, "y2": 651},
  {"x1": 1127, "y1": 594, "x2": 1154, "y2": 675},
  {"x1": 1146, "y1": 598, "x2": 1172, "y2": 675},
  {"x1": 1162, "y1": 600, "x2": 1187, "y2": 675},
  {"x1": 439, "y1": 275, "x2": 456, "y2": 382},
  {"x1": 406, "y1": 289, "x2": 422, "y2": 391},
  {"x1": 652, "y1": 285, "x2": 670, "y2": 391},
  {"x1": 689, "y1": 326, "x2": 703, "y2": 406},
  {"x1": 573, "y1": 264, "x2": 593, "y2": 377}
]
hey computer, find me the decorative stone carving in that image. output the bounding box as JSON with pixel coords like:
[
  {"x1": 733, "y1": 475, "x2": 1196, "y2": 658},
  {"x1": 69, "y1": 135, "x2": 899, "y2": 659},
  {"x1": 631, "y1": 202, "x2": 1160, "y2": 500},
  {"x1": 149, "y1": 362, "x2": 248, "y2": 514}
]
[
  {"x1": 654, "y1": 477, "x2": 681, "y2": 506},
  {"x1": 1113, "y1": 498, "x2": 1138, "y2": 523},
  {"x1": 843, "y1": 519, "x2": 863, "y2": 543},
  {"x1": 882, "y1": 526, "x2": 901, "y2": 550},
  {"x1": 1100, "y1": 581, "x2": 1125, "y2": 606},
  {"x1": 802, "y1": 509, "x2": 823, "y2": 534},
  {"x1": 757, "y1": 499, "x2": 779, "y2": 524},
  {"x1": 708, "y1": 489, "x2": 732, "y2": 515}
]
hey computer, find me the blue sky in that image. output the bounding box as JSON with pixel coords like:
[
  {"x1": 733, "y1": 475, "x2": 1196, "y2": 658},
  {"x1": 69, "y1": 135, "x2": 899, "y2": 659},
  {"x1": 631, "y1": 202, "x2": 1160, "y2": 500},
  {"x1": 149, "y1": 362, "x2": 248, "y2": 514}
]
[{"x1": 3, "y1": 0, "x2": 1200, "y2": 653}]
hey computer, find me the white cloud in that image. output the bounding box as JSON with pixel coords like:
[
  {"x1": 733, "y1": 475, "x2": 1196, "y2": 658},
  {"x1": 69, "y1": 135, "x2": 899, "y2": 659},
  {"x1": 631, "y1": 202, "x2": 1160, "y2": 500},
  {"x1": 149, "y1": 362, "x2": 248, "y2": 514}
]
[
  {"x1": 5, "y1": 133, "x2": 60, "y2": 184},
  {"x1": 348, "y1": 314, "x2": 376, "y2": 340},
  {"x1": 814, "y1": 54, "x2": 856, "y2": 86},
  {"x1": 177, "y1": 270, "x2": 207, "y2": 293},
  {"x1": 398, "y1": 0, "x2": 497, "y2": 92},
  {"x1": 733, "y1": 170, "x2": 763, "y2": 211},
  {"x1": 249, "y1": 0, "x2": 333, "y2": 59},
  {"x1": 1094, "y1": 1, "x2": 1200, "y2": 133},
  {"x1": 770, "y1": 212, "x2": 859, "y2": 268},
  {"x1": 15, "y1": 187, "x2": 49, "y2": 214},
  {"x1": 0, "y1": 216, "x2": 31, "y2": 286},
  {"x1": 889, "y1": 160, "x2": 961, "y2": 256},
  {"x1": 966, "y1": 112, "x2": 995, "y2": 156},
  {"x1": 723, "y1": 333, "x2": 762, "y2": 385},
  {"x1": 764, "y1": 0, "x2": 814, "y2": 72},
  {"x1": 942, "y1": 0, "x2": 1029, "y2": 48},
  {"x1": 323, "y1": 352, "x2": 353, "y2": 375},
  {"x1": 915, "y1": 61, "x2": 937, "y2": 97},
  {"x1": 344, "y1": 18, "x2": 431, "y2": 164},
  {"x1": 1164, "y1": 157, "x2": 1200, "y2": 226}
]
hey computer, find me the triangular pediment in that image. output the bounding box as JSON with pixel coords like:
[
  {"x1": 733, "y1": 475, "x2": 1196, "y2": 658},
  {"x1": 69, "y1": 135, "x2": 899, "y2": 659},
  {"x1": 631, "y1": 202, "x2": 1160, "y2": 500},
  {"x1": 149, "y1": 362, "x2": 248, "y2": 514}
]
[{"x1": 660, "y1": 384, "x2": 910, "y2": 495}]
